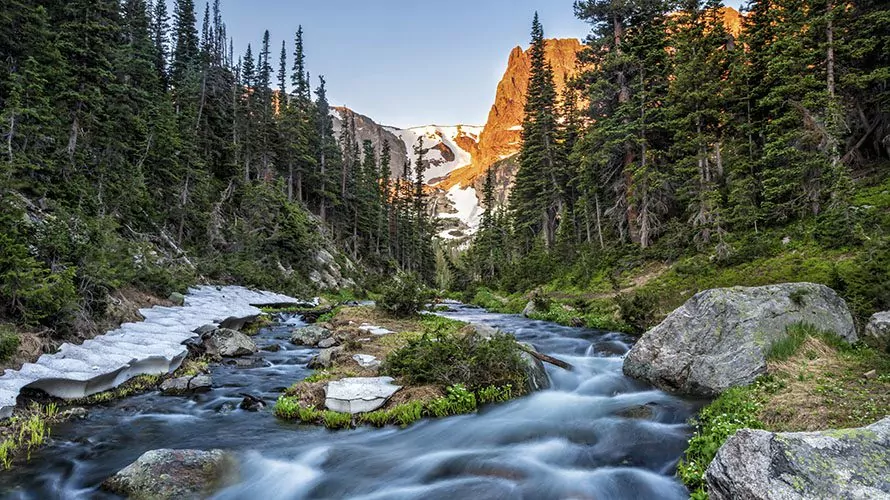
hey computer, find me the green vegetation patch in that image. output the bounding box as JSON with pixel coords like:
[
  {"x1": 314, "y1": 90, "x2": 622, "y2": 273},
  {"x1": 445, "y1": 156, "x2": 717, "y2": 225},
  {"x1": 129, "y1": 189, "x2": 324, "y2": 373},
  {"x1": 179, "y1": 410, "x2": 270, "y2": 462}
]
[
  {"x1": 274, "y1": 383, "x2": 514, "y2": 429},
  {"x1": 0, "y1": 325, "x2": 20, "y2": 362},
  {"x1": 382, "y1": 330, "x2": 528, "y2": 392},
  {"x1": 0, "y1": 402, "x2": 61, "y2": 470},
  {"x1": 766, "y1": 323, "x2": 850, "y2": 361},
  {"x1": 377, "y1": 273, "x2": 434, "y2": 318}
]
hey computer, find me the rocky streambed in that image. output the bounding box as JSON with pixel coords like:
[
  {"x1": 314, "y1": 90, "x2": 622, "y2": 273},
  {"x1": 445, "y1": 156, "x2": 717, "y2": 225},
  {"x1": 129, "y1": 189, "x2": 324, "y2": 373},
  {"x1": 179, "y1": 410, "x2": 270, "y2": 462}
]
[{"x1": 0, "y1": 303, "x2": 698, "y2": 499}]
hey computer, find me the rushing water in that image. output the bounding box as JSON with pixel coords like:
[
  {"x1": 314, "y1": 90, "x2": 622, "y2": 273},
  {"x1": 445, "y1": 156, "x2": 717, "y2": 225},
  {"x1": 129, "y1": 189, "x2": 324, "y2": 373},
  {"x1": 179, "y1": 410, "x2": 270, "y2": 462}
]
[{"x1": 2, "y1": 304, "x2": 697, "y2": 499}]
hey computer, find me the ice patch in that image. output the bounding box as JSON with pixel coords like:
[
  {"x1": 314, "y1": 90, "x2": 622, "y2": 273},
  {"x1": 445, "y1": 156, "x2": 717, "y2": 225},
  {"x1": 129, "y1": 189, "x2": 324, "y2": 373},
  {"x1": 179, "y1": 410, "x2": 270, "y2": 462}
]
[{"x1": 0, "y1": 286, "x2": 301, "y2": 419}]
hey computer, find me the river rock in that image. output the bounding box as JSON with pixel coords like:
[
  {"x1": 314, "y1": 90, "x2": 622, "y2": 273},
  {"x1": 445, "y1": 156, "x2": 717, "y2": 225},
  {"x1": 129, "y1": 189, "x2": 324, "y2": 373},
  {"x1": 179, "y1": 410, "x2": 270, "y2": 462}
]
[
  {"x1": 705, "y1": 417, "x2": 890, "y2": 499},
  {"x1": 307, "y1": 346, "x2": 343, "y2": 369},
  {"x1": 317, "y1": 337, "x2": 338, "y2": 349},
  {"x1": 623, "y1": 283, "x2": 857, "y2": 396},
  {"x1": 101, "y1": 448, "x2": 238, "y2": 499},
  {"x1": 324, "y1": 377, "x2": 402, "y2": 414},
  {"x1": 864, "y1": 311, "x2": 890, "y2": 352},
  {"x1": 239, "y1": 394, "x2": 265, "y2": 412},
  {"x1": 521, "y1": 301, "x2": 537, "y2": 318},
  {"x1": 290, "y1": 325, "x2": 332, "y2": 346},
  {"x1": 519, "y1": 342, "x2": 551, "y2": 391},
  {"x1": 205, "y1": 328, "x2": 258, "y2": 357},
  {"x1": 160, "y1": 375, "x2": 212, "y2": 395}
]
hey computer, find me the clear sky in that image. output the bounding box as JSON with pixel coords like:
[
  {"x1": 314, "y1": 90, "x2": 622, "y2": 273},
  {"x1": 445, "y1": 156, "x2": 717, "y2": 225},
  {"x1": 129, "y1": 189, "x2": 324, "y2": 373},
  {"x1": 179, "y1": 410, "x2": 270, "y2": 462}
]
[{"x1": 187, "y1": 0, "x2": 744, "y2": 129}]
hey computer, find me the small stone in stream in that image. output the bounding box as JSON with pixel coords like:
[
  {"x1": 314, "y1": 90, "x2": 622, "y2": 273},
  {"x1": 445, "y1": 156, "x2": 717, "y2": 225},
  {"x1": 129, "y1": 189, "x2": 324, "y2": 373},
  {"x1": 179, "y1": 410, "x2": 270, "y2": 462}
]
[
  {"x1": 218, "y1": 403, "x2": 235, "y2": 414},
  {"x1": 101, "y1": 449, "x2": 237, "y2": 500},
  {"x1": 290, "y1": 325, "x2": 333, "y2": 346},
  {"x1": 352, "y1": 354, "x2": 380, "y2": 369},
  {"x1": 160, "y1": 375, "x2": 212, "y2": 395},
  {"x1": 318, "y1": 337, "x2": 338, "y2": 349},
  {"x1": 262, "y1": 344, "x2": 281, "y2": 352},
  {"x1": 239, "y1": 394, "x2": 266, "y2": 412}
]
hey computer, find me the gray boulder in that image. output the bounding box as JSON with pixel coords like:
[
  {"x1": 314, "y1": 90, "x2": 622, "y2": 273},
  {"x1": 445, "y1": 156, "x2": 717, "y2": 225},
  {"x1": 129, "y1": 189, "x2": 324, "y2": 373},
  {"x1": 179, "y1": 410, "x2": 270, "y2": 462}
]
[
  {"x1": 623, "y1": 283, "x2": 856, "y2": 396},
  {"x1": 324, "y1": 376, "x2": 402, "y2": 414},
  {"x1": 521, "y1": 301, "x2": 537, "y2": 318},
  {"x1": 864, "y1": 311, "x2": 890, "y2": 352},
  {"x1": 706, "y1": 417, "x2": 890, "y2": 500},
  {"x1": 160, "y1": 375, "x2": 212, "y2": 395},
  {"x1": 102, "y1": 449, "x2": 238, "y2": 499},
  {"x1": 290, "y1": 325, "x2": 332, "y2": 347},
  {"x1": 205, "y1": 328, "x2": 257, "y2": 358},
  {"x1": 307, "y1": 346, "x2": 343, "y2": 369},
  {"x1": 317, "y1": 337, "x2": 338, "y2": 349}
]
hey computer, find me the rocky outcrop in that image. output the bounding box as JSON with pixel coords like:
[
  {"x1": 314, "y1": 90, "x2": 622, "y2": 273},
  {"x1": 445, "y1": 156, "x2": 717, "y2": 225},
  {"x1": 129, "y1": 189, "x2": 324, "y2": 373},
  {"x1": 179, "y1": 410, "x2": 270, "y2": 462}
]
[
  {"x1": 623, "y1": 283, "x2": 857, "y2": 396},
  {"x1": 290, "y1": 325, "x2": 332, "y2": 347},
  {"x1": 705, "y1": 417, "x2": 890, "y2": 499},
  {"x1": 309, "y1": 248, "x2": 356, "y2": 290},
  {"x1": 441, "y1": 39, "x2": 583, "y2": 192},
  {"x1": 864, "y1": 311, "x2": 890, "y2": 352},
  {"x1": 102, "y1": 449, "x2": 238, "y2": 499},
  {"x1": 331, "y1": 107, "x2": 407, "y2": 178},
  {"x1": 324, "y1": 376, "x2": 402, "y2": 414}
]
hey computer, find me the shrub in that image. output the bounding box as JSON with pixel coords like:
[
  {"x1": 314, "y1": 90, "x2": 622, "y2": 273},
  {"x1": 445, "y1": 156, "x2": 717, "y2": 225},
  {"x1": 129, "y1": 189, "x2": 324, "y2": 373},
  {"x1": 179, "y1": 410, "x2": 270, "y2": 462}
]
[
  {"x1": 377, "y1": 273, "x2": 432, "y2": 318},
  {"x1": 0, "y1": 327, "x2": 20, "y2": 362},
  {"x1": 678, "y1": 385, "x2": 764, "y2": 497},
  {"x1": 382, "y1": 332, "x2": 527, "y2": 392},
  {"x1": 426, "y1": 384, "x2": 477, "y2": 417},
  {"x1": 615, "y1": 289, "x2": 659, "y2": 334}
]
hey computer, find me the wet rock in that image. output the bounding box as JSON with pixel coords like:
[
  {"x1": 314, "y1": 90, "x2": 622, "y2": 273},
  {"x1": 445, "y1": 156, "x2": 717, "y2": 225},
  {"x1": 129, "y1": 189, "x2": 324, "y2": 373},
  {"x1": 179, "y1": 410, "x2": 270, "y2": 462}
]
[
  {"x1": 706, "y1": 417, "x2": 890, "y2": 499},
  {"x1": 518, "y1": 342, "x2": 551, "y2": 392},
  {"x1": 160, "y1": 375, "x2": 212, "y2": 395},
  {"x1": 193, "y1": 324, "x2": 217, "y2": 335},
  {"x1": 290, "y1": 325, "x2": 332, "y2": 347},
  {"x1": 307, "y1": 346, "x2": 343, "y2": 369},
  {"x1": 218, "y1": 314, "x2": 259, "y2": 331},
  {"x1": 101, "y1": 448, "x2": 238, "y2": 499},
  {"x1": 864, "y1": 311, "x2": 890, "y2": 352},
  {"x1": 317, "y1": 337, "x2": 338, "y2": 349},
  {"x1": 624, "y1": 283, "x2": 857, "y2": 396},
  {"x1": 617, "y1": 404, "x2": 656, "y2": 420},
  {"x1": 261, "y1": 344, "x2": 281, "y2": 352},
  {"x1": 168, "y1": 292, "x2": 186, "y2": 306},
  {"x1": 239, "y1": 394, "x2": 266, "y2": 412},
  {"x1": 324, "y1": 376, "x2": 402, "y2": 414},
  {"x1": 206, "y1": 328, "x2": 258, "y2": 357}
]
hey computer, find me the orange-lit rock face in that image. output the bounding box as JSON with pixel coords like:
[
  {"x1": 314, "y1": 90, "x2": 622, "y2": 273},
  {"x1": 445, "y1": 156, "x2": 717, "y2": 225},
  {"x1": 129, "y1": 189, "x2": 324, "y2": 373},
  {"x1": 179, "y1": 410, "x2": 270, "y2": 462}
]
[{"x1": 442, "y1": 38, "x2": 583, "y2": 190}]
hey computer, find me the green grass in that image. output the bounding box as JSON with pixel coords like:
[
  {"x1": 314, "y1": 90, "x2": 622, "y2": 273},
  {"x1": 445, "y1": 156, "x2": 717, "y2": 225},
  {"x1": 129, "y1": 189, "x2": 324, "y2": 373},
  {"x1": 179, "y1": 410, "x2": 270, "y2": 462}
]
[
  {"x1": 302, "y1": 370, "x2": 336, "y2": 384},
  {"x1": 275, "y1": 383, "x2": 516, "y2": 429},
  {"x1": 766, "y1": 323, "x2": 850, "y2": 361},
  {"x1": 0, "y1": 402, "x2": 60, "y2": 469},
  {"x1": 678, "y1": 384, "x2": 765, "y2": 498}
]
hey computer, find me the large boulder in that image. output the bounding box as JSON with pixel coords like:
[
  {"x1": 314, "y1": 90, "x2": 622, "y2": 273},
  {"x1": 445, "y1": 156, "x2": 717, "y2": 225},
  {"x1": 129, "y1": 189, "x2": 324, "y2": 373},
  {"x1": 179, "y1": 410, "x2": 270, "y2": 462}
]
[
  {"x1": 324, "y1": 377, "x2": 402, "y2": 414},
  {"x1": 705, "y1": 417, "x2": 890, "y2": 499},
  {"x1": 101, "y1": 449, "x2": 238, "y2": 499},
  {"x1": 623, "y1": 283, "x2": 857, "y2": 396},
  {"x1": 307, "y1": 346, "x2": 343, "y2": 369},
  {"x1": 290, "y1": 325, "x2": 332, "y2": 347},
  {"x1": 864, "y1": 311, "x2": 890, "y2": 352},
  {"x1": 205, "y1": 328, "x2": 257, "y2": 358}
]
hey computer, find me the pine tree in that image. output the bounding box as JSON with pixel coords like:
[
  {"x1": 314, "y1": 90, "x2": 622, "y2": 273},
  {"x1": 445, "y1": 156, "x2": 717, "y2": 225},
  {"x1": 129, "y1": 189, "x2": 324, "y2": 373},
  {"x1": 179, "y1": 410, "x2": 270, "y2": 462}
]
[
  {"x1": 508, "y1": 13, "x2": 563, "y2": 252},
  {"x1": 171, "y1": 0, "x2": 199, "y2": 87}
]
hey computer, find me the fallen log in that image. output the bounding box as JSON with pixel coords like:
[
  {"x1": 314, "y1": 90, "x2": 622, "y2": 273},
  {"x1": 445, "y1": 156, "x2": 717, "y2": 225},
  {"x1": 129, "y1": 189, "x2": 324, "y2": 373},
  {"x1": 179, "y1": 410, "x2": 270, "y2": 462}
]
[{"x1": 517, "y1": 344, "x2": 574, "y2": 371}]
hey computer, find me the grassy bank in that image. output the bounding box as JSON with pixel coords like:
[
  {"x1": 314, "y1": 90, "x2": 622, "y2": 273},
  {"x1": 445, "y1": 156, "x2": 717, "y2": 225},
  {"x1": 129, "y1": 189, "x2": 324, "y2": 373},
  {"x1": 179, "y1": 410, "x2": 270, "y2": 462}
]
[{"x1": 678, "y1": 324, "x2": 890, "y2": 498}]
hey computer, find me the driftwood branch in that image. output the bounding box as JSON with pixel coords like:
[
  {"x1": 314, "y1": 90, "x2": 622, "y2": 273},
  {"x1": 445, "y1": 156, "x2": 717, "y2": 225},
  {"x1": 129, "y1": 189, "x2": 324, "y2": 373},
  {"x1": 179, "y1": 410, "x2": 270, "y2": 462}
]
[{"x1": 517, "y1": 344, "x2": 574, "y2": 371}]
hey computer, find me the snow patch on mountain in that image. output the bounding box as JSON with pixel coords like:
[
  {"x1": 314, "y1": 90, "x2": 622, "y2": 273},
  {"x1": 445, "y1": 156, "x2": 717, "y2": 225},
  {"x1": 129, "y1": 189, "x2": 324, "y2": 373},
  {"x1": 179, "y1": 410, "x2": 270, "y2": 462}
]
[{"x1": 386, "y1": 125, "x2": 483, "y2": 182}]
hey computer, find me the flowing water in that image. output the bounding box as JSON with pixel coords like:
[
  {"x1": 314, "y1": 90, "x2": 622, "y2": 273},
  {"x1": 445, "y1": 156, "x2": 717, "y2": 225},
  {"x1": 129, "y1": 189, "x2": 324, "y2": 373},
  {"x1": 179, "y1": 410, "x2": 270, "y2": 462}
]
[{"x1": 2, "y1": 304, "x2": 698, "y2": 499}]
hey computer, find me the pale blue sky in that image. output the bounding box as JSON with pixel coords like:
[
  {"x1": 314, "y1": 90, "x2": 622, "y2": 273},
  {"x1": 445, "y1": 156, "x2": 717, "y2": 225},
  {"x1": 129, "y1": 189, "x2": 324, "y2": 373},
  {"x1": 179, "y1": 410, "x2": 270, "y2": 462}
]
[{"x1": 181, "y1": 0, "x2": 745, "y2": 128}]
